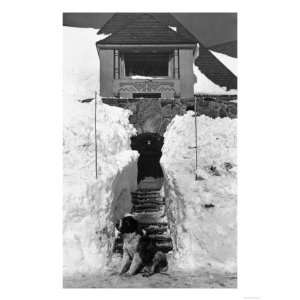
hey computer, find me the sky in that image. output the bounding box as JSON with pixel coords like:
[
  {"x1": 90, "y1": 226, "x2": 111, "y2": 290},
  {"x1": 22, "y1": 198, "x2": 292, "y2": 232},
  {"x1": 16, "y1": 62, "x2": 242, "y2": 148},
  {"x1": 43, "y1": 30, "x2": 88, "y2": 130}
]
[{"x1": 63, "y1": 13, "x2": 237, "y2": 47}]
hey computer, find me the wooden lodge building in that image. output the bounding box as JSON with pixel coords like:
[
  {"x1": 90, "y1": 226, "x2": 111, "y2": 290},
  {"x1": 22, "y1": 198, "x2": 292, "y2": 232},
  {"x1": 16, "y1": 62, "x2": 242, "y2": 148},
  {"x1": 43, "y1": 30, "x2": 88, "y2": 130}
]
[
  {"x1": 96, "y1": 13, "x2": 199, "y2": 100},
  {"x1": 96, "y1": 13, "x2": 237, "y2": 121}
]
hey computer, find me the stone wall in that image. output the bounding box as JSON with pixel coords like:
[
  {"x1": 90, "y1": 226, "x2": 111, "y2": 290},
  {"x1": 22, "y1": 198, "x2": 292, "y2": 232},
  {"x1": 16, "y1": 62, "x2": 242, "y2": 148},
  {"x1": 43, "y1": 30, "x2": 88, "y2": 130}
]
[{"x1": 102, "y1": 96, "x2": 237, "y2": 135}]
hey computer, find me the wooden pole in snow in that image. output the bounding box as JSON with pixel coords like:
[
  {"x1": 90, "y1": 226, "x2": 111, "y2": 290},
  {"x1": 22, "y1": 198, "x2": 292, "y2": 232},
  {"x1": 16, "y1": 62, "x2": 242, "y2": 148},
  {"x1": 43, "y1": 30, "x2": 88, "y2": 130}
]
[
  {"x1": 194, "y1": 96, "x2": 198, "y2": 178},
  {"x1": 95, "y1": 91, "x2": 98, "y2": 179}
]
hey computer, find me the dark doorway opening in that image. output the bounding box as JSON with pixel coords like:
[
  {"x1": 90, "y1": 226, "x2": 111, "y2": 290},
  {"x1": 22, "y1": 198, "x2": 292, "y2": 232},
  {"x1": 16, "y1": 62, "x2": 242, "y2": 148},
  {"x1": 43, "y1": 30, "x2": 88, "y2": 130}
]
[{"x1": 131, "y1": 133, "x2": 164, "y2": 185}]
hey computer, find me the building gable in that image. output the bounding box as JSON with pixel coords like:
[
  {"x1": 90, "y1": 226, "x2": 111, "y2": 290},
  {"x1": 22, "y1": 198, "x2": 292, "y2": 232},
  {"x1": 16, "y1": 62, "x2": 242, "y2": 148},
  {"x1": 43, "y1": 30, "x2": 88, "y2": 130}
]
[{"x1": 97, "y1": 13, "x2": 197, "y2": 45}]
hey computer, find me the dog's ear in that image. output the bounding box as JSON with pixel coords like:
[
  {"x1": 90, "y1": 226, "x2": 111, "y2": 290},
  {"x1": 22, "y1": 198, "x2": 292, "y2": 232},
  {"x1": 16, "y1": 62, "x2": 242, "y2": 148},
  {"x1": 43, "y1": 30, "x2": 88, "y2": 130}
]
[
  {"x1": 122, "y1": 216, "x2": 138, "y2": 233},
  {"x1": 115, "y1": 220, "x2": 120, "y2": 231}
]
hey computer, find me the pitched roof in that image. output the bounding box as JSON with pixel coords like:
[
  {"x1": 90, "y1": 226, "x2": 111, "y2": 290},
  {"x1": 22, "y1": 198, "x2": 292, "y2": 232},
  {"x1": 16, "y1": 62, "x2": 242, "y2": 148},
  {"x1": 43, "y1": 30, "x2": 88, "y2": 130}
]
[
  {"x1": 97, "y1": 13, "x2": 198, "y2": 45},
  {"x1": 195, "y1": 47, "x2": 237, "y2": 91},
  {"x1": 210, "y1": 40, "x2": 237, "y2": 58}
]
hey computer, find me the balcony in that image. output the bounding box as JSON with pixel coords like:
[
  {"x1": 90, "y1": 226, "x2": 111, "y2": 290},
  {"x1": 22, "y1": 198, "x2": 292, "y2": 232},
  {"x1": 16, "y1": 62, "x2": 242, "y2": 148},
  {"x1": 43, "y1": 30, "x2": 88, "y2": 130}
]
[{"x1": 113, "y1": 78, "x2": 180, "y2": 99}]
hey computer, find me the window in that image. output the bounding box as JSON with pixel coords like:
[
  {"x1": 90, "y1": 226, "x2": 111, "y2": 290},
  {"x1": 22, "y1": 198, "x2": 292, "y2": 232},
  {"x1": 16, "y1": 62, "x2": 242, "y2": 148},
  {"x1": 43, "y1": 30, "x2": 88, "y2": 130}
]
[{"x1": 123, "y1": 52, "x2": 170, "y2": 77}]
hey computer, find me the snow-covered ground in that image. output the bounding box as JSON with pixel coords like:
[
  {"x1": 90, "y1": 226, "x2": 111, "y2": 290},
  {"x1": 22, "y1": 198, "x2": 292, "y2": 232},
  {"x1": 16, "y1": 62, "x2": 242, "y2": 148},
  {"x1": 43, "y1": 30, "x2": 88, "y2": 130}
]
[{"x1": 161, "y1": 112, "x2": 237, "y2": 273}]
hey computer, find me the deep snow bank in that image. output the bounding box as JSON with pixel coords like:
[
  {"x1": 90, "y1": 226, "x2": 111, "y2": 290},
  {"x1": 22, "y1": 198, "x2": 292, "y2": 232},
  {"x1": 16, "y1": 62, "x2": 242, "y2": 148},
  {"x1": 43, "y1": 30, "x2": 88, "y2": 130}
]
[
  {"x1": 63, "y1": 26, "x2": 139, "y2": 275},
  {"x1": 161, "y1": 112, "x2": 237, "y2": 272},
  {"x1": 63, "y1": 99, "x2": 138, "y2": 275}
]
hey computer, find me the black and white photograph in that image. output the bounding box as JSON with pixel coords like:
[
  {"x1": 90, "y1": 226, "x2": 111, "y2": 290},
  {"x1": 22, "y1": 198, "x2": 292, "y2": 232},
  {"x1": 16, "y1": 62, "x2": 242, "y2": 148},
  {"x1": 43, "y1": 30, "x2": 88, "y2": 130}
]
[
  {"x1": 2, "y1": 1, "x2": 300, "y2": 299},
  {"x1": 63, "y1": 12, "x2": 237, "y2": 288}
]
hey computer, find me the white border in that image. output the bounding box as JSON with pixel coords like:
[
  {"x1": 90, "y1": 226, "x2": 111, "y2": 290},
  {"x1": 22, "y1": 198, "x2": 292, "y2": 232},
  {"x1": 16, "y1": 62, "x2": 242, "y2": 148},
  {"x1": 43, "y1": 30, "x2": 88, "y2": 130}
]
[{"x1": 1, "y1": 0, "x2": 300, "y2": 299}]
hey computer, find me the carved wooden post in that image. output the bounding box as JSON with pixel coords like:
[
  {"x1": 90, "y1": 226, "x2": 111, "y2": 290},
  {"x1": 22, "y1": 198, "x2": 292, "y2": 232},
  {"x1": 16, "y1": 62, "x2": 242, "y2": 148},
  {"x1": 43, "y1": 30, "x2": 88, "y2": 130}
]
[
  {"x1": 113, "y1": 49, "x2": 119, "y2": 79},
  {"x1": 174, "y1": 49, "x2": 180, "y2": 79}
]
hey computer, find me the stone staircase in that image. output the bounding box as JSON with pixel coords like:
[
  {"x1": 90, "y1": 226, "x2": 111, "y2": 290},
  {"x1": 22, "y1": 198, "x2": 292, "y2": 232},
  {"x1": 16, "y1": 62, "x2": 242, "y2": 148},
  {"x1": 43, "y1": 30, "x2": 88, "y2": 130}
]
[{"x1": 113, "y1": 180, "x2": 173, "y2": 254}]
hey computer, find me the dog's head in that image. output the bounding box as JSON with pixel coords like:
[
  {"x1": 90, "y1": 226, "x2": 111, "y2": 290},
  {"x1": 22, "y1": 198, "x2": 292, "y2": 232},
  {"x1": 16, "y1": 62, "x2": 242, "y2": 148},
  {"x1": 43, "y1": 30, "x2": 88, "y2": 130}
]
[{"x1": 115, "y1": 214, "x2": 139, "y2": 234}]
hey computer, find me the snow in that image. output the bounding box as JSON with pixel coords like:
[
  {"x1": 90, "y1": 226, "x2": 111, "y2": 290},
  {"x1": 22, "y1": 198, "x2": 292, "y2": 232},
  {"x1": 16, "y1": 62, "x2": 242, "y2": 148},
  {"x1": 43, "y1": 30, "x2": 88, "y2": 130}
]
[
  {"x1": 193, "y1": 63, "x2": 237, "y2": 95},
  {"x1": 210, "y1": 50, "x2": 237, "y2": 76},
  {"x1": 130, "y1": 75, "x2": 155, "y2": 79},
  {"x1": 161, "y1": 112, "x2": 237, "y2": 272},
  {"x1": 63, "y1": 27, "x2": 99, "y2": 102},
  {"x1": 97, "y1": 32, "x2": 112, "y2": 41},
  {"x1": 168, "y1": 25, "x2": 177, "y2": 32},
  {"x1": 63, "y1": 27, "x2": 139, "y2": 275},
  {"x1": 193, "y1": 43, "x2": 237, "y2": 95},
  {"x1": 63, "y1": 98, "x2": 139, "y2": 276},
  {"x1": 63, "y1": 26, "x2": 237, "y2": 278}
]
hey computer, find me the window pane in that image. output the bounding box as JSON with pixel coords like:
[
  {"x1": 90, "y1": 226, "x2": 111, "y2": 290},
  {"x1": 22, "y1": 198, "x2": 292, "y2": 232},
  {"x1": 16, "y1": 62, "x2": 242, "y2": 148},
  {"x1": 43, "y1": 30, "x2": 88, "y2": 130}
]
[{"x1": 124, "y1": 52, "x2": 169, "y2": 77}]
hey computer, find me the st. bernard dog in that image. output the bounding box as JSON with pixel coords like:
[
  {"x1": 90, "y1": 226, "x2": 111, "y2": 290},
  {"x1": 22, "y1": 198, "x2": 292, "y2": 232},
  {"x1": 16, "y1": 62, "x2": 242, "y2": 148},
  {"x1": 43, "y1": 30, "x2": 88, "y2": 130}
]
[{"x1": 115, "y1": 214, "x2": 168, "y2": 277}]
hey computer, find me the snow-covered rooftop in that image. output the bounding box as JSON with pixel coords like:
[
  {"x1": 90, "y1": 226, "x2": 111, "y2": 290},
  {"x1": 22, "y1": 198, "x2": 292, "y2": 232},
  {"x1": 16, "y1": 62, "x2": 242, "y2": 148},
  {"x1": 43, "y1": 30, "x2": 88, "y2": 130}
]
[
  {"x1": 210, "y1": 50, "x2": 237, "y2": 76},
  {"x1": 168, "y1": 25, "x2": 177, "y2": 32}
]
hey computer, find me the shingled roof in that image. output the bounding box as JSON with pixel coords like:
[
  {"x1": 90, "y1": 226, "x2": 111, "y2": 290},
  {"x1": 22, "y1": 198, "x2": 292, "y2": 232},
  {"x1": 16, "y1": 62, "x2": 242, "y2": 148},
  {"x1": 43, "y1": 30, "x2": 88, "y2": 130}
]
[
  {"x1": 97, "y1": 13, "x2": 198, "y2": 45},
  {"x1": 210, "y1": 40, "x2": 237, "y2": 58},
  {"x1": 195, "y1": 47, "x2": 237, "y2": 91}
]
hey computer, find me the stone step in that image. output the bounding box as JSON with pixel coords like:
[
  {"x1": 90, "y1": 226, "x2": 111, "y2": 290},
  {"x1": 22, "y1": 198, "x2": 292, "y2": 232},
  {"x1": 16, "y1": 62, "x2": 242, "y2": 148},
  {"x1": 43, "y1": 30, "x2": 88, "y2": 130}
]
[
  {"x1": 133, "y1": 202, "x2": 165, "y2": 209},
  {"x1": 131, "y1": 194, "x2": 162, "y2": 200},
  {"x1": 131, "y1": 191, "x2": 161, "y2": 197},
  {"x1": 155, "y1": 241, "x2": 173, "y2": 253},
  {"x1": 133, "y1": 208, "x2": 164, "y2": 214},
  {"x1": 132, "y1": 192, "x2": 162, "y2": 197},
  {"x1": 133, "y1": 204, "x2": 163, "y2": 209},
  {"x1": 138, "y1": 220, "x2": 169, "y2": 227},
  {"x1": 133, "y1": 213, "x2": 166, "y2": 224},
  {"x1": 140, "y1": 224, "x2": 169, "y2": 234},
  {"x1": 132, "y1": 199, "x2": 164, "y2": 206},
  {"x1": 148, "y1": 234, "x2": 172, "y2": 242},
  {"x1": 133, "y1": 199, "x2": 162, "y2": 204},
  {"x1": 114, "y1": 186, "x2": 173, "y2": 255},
  {"x1": 113, "y1": 238, "x2": 123, "y2": 253}
]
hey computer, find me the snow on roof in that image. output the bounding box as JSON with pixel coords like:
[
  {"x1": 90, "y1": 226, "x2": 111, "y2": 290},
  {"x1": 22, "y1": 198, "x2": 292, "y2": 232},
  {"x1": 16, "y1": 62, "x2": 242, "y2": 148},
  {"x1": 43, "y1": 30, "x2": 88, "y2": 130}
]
[
  {"x1": 210, "y1": 50, "x2": 237, "y2": 76},
  {"x1": 97, "y1": 32, "x2": 112, "y2": 41},
  {"x1": 168, "y1": 25, "x2": 177, "y2": 32},
  {"x1": 193, "y1": 63, "x2": 237, "y2": 95},
  {"x1": 193, "y1": 43, "x2": 237, "y2": 95}
]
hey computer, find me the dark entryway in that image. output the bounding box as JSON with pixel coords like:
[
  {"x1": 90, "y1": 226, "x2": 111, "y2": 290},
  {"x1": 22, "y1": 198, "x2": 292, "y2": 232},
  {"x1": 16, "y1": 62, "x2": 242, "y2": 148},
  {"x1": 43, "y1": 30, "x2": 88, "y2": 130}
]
[
  {"x1": 113, "y1": 133, "x2": 172, "y2": 255},
  {"x1": 131, "y1": 133, "x2": 164, "y2": 184}
]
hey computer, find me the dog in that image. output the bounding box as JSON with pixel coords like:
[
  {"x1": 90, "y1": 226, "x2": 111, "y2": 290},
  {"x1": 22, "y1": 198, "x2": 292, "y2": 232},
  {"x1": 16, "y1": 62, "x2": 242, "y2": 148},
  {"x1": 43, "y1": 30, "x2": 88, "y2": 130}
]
[{"x1": 115, "y1": 214, "x2": 168, "y2": 277}]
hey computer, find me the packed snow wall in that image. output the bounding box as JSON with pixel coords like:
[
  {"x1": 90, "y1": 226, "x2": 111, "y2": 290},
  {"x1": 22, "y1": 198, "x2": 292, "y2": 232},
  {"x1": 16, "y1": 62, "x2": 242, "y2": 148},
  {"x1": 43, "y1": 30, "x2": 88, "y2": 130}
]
[
  {"x1": 161, "y1": 112, "x2": 237, "y2": 272},
  {"x1": 63, "y1": 99, "x2": 139, "y2": 276}
]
